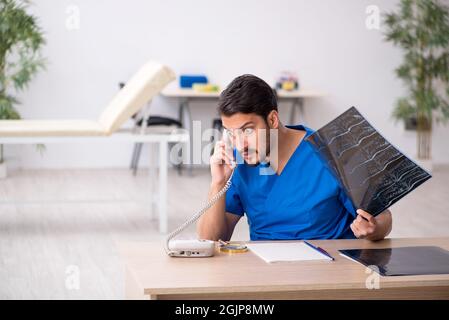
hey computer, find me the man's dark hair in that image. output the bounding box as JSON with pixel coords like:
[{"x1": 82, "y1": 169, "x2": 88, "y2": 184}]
[{"x1": 218, "y1": 74, "x2": 278, "y2": 121}]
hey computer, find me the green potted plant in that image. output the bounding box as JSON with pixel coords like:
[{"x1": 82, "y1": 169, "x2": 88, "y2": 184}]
[
  {"x1": 0, "y1": 0, "x2": 46, "y2": 178},
  {"x1": 384, "y1": 0, "x2": 449, "y2": 171}
]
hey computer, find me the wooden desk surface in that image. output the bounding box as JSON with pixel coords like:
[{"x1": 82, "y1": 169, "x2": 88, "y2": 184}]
[
  {"x1": 161, "y1": 87, "x2": 326, "y2": 99},
  {"x1": 119, "y1": 238, "x2": 449, "y2": 300}
]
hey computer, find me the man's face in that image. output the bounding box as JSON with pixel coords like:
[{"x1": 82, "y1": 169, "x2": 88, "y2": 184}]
[{"x1": 221, "y1": 113, "x2": 273, "y2": 166}]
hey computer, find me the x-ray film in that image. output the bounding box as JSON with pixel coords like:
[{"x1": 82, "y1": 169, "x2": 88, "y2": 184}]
[{"x1": 306, "y1": 107, "x2": 432, "y2": 216}]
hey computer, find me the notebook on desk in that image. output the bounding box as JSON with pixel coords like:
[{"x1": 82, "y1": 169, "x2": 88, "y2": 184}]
[
  {"x1": 246, "y1": 242, "x2": 333, "y2": 263},
  {"x1": 339, "y1": 246, "x2": 449, "y2": 276}
]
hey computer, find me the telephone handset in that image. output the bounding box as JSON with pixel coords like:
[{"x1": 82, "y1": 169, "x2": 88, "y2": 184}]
[{"x1": 165, "y1": 131, "x2": 236, "y2": 257}]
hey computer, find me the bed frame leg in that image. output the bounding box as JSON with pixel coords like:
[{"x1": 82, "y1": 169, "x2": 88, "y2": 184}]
[{"x1": 158, "y1": 140, "x2": 168, "y2": 233}]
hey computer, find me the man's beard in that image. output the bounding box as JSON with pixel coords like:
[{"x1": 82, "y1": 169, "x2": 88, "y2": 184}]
[
  {"x1": 239, "y1": 144, "x2": 271, "y2": 167},
  {"x1": 238, "y1": 127, "x2": 272, "y2": 166}
]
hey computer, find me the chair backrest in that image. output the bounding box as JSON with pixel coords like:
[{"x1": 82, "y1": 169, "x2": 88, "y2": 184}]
[{"x1": 98, "y1": 61, "x2": 176, "y2": 135}]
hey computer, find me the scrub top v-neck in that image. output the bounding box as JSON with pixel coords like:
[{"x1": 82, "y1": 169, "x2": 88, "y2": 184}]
[{"x1": 225, "y1": 125, "x2": 357, "y2": 241}]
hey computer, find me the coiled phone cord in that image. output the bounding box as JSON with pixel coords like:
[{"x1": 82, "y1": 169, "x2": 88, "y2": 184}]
[{"x1": 164, "y1": 169, "x2": 235, "y2": 256}]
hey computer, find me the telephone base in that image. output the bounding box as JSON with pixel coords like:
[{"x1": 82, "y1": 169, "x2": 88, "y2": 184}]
[{"x1": 168, "y1": 239, "x2": 215, "y2": 257}]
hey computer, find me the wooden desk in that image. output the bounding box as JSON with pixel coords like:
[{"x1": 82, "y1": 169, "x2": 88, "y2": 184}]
[
  {"x1": 120, "y1": 238, "x2": 449, "y2": 300},
  {"x1": 162, "y1": 87, "x2": 324, "y2": 100}
]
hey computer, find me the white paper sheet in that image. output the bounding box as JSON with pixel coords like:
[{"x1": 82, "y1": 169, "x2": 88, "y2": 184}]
[{"x1": 246, "y1": 242, "x2": 332, "y2": 263}]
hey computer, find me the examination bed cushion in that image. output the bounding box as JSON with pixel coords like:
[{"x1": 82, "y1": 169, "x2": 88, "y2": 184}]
[{"x1": 0, "y1": 61, "x2": 176, "y2": 137}]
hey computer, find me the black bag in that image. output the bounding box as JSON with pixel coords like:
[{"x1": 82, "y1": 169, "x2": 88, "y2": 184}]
[{"x1": 134, "y1": 115, "x2": 182, "y2": 128}]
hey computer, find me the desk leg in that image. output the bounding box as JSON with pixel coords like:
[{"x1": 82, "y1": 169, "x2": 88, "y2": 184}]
[
  {"x1": 148, "y1": 143, "x2": 158, "y2": 220},
  {"x1": 289, "y1": 98, "x2": 304, "y2": 125},
  {"x1": 179, "y1": 98, "x2": 193, "y2": 176},
  {"x1": 158, "y1": 140, "x2": 168, "y2": 233}
]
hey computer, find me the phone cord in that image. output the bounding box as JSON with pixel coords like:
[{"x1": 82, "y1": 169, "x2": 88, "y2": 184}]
[{"x1": 164, "y1": 170, "x2": 235, "y2": 255}]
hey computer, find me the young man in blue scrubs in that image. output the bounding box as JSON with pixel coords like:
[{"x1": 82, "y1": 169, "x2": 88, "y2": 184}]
[{"x1": 197, "y1": 75, "x2": 392, "y2": 242}]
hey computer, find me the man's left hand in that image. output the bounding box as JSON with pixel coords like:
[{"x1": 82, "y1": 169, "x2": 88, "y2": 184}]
[{"x1": 350, "y1": 209, "x2": 392, "y2": 241}]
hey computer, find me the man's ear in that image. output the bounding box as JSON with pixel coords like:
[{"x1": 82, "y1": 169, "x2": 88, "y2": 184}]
[{"x1": 266, "y1": 110, "x2": 279, "y2": 129}]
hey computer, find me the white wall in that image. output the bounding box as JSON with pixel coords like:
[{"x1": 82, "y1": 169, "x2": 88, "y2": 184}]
[{"x1": 6, "y1": 0, "x2": 449, "y2": 168}]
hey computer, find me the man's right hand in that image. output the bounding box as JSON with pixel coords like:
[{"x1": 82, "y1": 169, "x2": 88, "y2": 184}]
[
  {"x1": 210, "y1": 140, "x2": 235, "y2": 186},
  {"x1": 198, "y1": 138, "x2": 240, "y2": 242}
]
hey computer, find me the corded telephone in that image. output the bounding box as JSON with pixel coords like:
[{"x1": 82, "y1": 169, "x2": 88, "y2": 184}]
[{"x1": 164, "y1": 130, "x2": 236, "y2": 257}]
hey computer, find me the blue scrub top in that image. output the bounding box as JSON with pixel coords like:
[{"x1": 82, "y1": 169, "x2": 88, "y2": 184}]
[{"x1": 225, "y1": 125, "x2": 357, "y2": 241}]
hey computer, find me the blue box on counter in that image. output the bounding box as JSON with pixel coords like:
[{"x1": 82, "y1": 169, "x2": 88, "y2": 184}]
[{"x1": 179, "y1": 75, "x2": 208, "y2": 88}]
